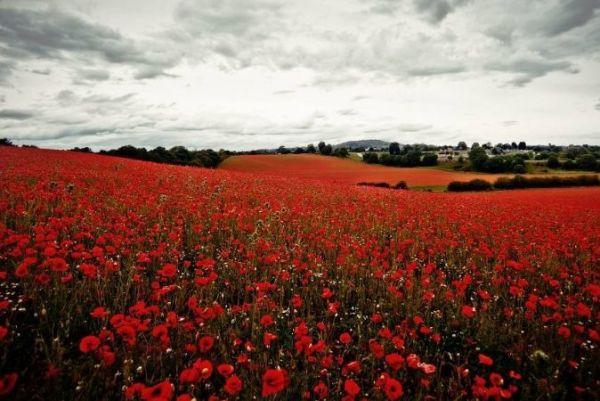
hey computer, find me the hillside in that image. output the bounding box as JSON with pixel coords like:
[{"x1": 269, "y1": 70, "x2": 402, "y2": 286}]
[
  {"x1": 220, "y1": 154, "x2": 529, "y2": 187},
  {"x1": 335, "y1": 139, "x2": 391, "y2": 149}
]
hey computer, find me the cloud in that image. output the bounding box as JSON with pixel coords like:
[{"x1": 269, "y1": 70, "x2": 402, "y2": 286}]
[
  {"x1": 410, "y1": 0, "x2": 472, "y2": 23},
  {"x1": 595, "y1": 99, "x2": 600, "y2": 111},
  {"x1": 485, "y1": 56, "x2": 578, "y2": 87},
  {"x1": 537, "y1": 0, "x2": 600, "y2": 36},
  {"x1": 0, "y1": 7, "x2": 182, "y2": 79},
  {"x1": 77, "y1": 69, "x2": 110, "y2": 81},
  {"x1": 0, "y1": 109, "x2": 35, "y2": 120}
]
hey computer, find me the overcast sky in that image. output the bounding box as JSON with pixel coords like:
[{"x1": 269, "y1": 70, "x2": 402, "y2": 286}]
[{"x1": 0, "y1": 0, "x2": 599, "y2": 150}]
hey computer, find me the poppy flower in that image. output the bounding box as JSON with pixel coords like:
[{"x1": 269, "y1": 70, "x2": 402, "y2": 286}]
[
  {"x1": 461, "y1": 305, "x2": 476, "y2": 319},
  {"x1": 198, "y1": 336, "x2": 214, "y2": 353},
  {"x1": 79, "y1": 335, "x2": 100, "y2": 353},
  {"x1": 313, "y1": 381, "x2": 329, "y2": 399},
  {"x1": 217, "y1": 363, "x2": 234, "y2": 377},
  {"x1": 344, "y1": 379, "x2": 360, "y2": 396},
  {"x1": 383, "y1": 378, "x2": 403, "y2": 400},
  {"x1": 140, "y1": 380, "x2": 173, "y2": 401},
  {"x1": 261, "y1": 368, "x2": 289, "y2": 397},
  {"x1": 385, "y1": 353, "x2": 404, "y2": 371},
  {"x1": 339, "y1": 332, "x2": 352, "y2": 344},
  {"x1": 478, "y1": 354, "x2": 494, "y2": 366},
  {"x1": 224, "y1": 375, "x2": 243, "y2": 395},
  {"x1": 192, "y1": 359, "x2": 213, "y2": 379},
  {"x1": 0, "y1": 373, "x2": 17, "y2": 397}
]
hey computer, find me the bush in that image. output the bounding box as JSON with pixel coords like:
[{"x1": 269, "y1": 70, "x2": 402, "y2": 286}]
[
  {"x1": 362, "y1": 152, "x2": 379, "y2": 164},
  {"x1": 447, "y1": 179, "x2": 493, "y2": 192},
  {"x1": 547, "y1": 156, "x2": 560, "y2": 169},
  {"x1": 512, "y1": 164, "x2": 526, "y2": 174},
  {"x1": 357, "y1": 181, "x2": 409, "y2": 190},
  {"x1": 393, "y1": 181, "x2": 408, "y2": 190},
  {"x1": 421, "y1": 153, "x2": 438, "y2": 166},
  {"x1": 493, "y1": 175, "x2": 600, "y2": 190},
  {"x1": 357, "y1": 182, "x2": 390, "y2": 189}
]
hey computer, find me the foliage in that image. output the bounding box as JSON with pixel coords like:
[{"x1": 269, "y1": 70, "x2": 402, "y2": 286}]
[
  {"x1": 447, "y1": 179, "x2": 493, "y2": 192},
  {"x1": 494, "y1": 174, "x2": 600, "y2": 189}
]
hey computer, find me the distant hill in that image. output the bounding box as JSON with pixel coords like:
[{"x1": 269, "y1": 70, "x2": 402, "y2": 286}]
[{"x1": 335, "y1": 139, "x2": 391, "y2": 149}]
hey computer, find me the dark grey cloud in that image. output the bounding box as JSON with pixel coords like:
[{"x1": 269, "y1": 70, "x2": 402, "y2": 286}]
[
  {"x1": 0, "y1": 61, "x2": 14, "y2": 84},
  {"x1": 77, "y1": 69, "x2": 110, "y2": 81},
  {"x1": 0, "y1": 109, "x2": 35, "y2": 120},
  {"x1": 407, "y1": 0, "x2": 470, "y2": 23},
  {"x1": 407, "y1": 65, "x2": 466, "y2": 76},
  {"x1": 0, "y1": 8, "x2": 181, "y2": 79},
  {"x1": 31, "y1": 68, "x2": 51, "y2": 75},
  {"x1": 174, "y1": 0, "x2": 282, "y2": 38},
  {"x1": 19, "y1": 126, "x2": 118, "y2": 141},
  {"x1": 485, "y1": 57, "x2": 578, "y2": 87},
  {"x1": 414, "y1": 0, "x2": 453, "y2": 23},
  {"x1": 538, "y1": 0, "x2": 600, "y2": 36}
]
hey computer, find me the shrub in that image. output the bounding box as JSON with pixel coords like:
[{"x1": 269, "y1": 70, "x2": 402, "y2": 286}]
[
  {"x1": 493, "y1": 175, "x2": 600, "y2": 189},
  {"x1": 357, "y1": 182, "x2": 391, "y2": 188},
  {"x1": 512, "y1": 164, "x2": 526, "y2": 174},
  {"x1": 393, "y1": 181, "x2": 408, "y2": 189},
  {"x1": 547, "y1": 156, "x2": 560, "y2": 169},
  {"x1": 447, "y1": 179, "x2": 492, "y2": 192}
]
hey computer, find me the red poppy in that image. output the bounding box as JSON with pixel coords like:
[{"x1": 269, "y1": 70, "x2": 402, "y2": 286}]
[
  {"x1": 383, "y1": 377, "x2": 403, "y2": 400},
  {"x1": 198, "y1": 336, "x2": 214, "y2": 353},
  {"x1": 217, "y1": 363, "x2": 234, "y2": 377},
  {"x1": 140, "y1": 380, "x2": 173, "y2": 401},
  {"x1": 461, "y1": 305, "x2": 476, "y2": 319},
  {"x1": 261, "y1": 368, "x2": 289, "y2": 397},
  {"x1": 0, "y1": 373, "x2": 17, "y2": 397},
  {"x1": 385, "y1": 353, "x2": 404, "y2": 371},
  {"x1": 478, "y1": 354, "x2": 494, "y2": 366},
  {"x1": 79, "y1": 335, "x2": 100, "y2": 353},
  {"x1": 224, "y1": 375, "x2": 243, "y2": 395},
  {"x1": 344, "y1": 379, "x2": 360, "y2": 396},
  {"x1": 192, "y1": 359, "x2": 213, "y2": 379},
  {"x1": 339, "y1": 332, "x2": 352, "y2": 344}
]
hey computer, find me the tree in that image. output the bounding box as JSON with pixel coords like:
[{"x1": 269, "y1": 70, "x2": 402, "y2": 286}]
[
  {"x1": 457, "y1": 141, "x2": 467, "y2": 150},
  {"x1": 421, "y1": 153, "x2": 438, "y2": 166},
  {"x1": 321, "y1": 144, "x2": 332, "y2": 155},
  {"x1": 469, "y1": 146, "x2": 489, "y2": 171},
  {"x1": 277, "y1": 146, "x2": 290, "y2": 154},
  {"x1": 0, "y1": 138, "x2": 14, "y2": 146},
  {"x1": 576, "y1": 153, "x2": 597, "y2": 171},
  {"x1": 547, "y1": 155, "x2": 560, "y2": 169},
  {"x1": 471, "y1": 142, "x2": 480, "y2": 150},
  {"x1": 404, "y1": 150, "x2": 422, "y2": 167},
  {"x1": 334, "y1": 147, "x2": 349, "y2": 158},
  {"x1": 511, "y1": 142, "x2": 518, "y2": 149},
  {"x1": 518, "y1": 141, "x2": 527, "y2": 150},
  {"x1": 306, "y1": 144, "x2": 316, "y2": 153},
  {"x1": 389, "y1": 142, "x2": 401, "y2": 155},
  {"x1": 363, "y1": 152, "x2": 379, "y2": 164},
  {"x1": 512, "y1": 164, "x2": 526, "y2": 174},
  {"x1": 318, "y1": 142, "x2": 326, "y2": 153}
]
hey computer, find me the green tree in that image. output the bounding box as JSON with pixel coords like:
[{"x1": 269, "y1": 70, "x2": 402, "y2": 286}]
[{"x1": 469, "y1": 147, "x2": 489, "y2": 171}]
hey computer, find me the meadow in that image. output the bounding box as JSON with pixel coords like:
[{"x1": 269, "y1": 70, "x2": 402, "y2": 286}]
[{"x1": 0, "y1": 147, "x2": 598, "y2": 400}]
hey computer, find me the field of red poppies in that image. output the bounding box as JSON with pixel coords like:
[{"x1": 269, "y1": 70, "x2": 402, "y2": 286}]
[
  {"x1": 1, "y1": 147, "x2": 599, "y2": 401},
  {"x1": 219, "y1": 154, "x2": 570, "y2": 187}
]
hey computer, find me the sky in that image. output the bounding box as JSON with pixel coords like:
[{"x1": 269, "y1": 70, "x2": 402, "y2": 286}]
[{"x1": 0, "y1": 0, "x2": 599, "y2": 150}]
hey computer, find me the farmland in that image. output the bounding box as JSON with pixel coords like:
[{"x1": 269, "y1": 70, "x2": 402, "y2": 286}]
[
  {"x1": 0, "y1": 146, "x2": 599, "y2": 400},
  {"x1": 219, "y1": 154, "x2": 577, "y2": 188}
]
